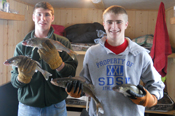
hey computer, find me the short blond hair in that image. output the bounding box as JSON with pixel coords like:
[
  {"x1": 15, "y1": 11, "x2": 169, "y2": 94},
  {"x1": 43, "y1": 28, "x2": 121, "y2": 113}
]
[{"x1": 103, "y1": 5, "x2": 128, "y2": 21}]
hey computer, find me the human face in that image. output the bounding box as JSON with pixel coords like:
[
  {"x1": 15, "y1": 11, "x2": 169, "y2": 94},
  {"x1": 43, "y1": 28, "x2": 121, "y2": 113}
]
[
  {"x1": 33, "y1": 8, "x2": 54, "y2": 33},
  {"x1": 103, "y1": 12, "x2": 128, "y2": 44}
]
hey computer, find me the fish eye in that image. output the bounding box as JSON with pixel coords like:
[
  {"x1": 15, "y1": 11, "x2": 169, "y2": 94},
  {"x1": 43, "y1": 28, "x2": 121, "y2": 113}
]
[
  {"x1": 11, "y1": 60, "x2": 18, "y2": 64},
  {"x1": 29, "y1": 39, "x2": 35, "y2": 44}
]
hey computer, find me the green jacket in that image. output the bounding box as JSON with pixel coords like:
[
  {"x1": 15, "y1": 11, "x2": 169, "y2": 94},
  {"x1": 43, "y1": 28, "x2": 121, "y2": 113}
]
[{"x1": 11, "y1": 27, "x2": 78, "y2": 108}]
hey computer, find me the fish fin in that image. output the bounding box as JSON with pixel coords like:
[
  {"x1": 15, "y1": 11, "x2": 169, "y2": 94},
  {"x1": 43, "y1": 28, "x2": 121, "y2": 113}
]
[
  {"x1": 88, "y1": 84, "x2": 96, "y2": 94},
  {"x1": 35, "y1": 61, "x2": 42, "y2": 67},
  {"x1": 57, "y1": 50, "x2": 62, "y2": 52},
  {"x1": 54, "y1": 40, "x2": 77, "y2": 59},
  {"x1": 90, "y1": 86, "x2": 96, "y2": 94},
  {"x1": 122, "y1": 92, "x2": 130, "y2": 97},
  {"x1": 139, "y1": 90, "x2": 143, "y2": 94},
  {"x1": 35, "y1": 61, "x2": 52, "y2": 80},
  {"x1": 88, "y1": 84, "x2": 95, "y2": 88},
  {"x1": 32, "y1": 47, "x2": 36, "y2": 51},
  {"x1": 68, "y1": 50, "x2": 78, "y2": 60},
  {"x1": 53, "y1": 41, "x2": 63, "y2": 52},
  {"x1": 96, "y1": 102, "x2": 104, "y2": 114},
  {"x1": 42, "y1": 70, "x2": 52, "y2": 80},
  {"x1": 37, "y1": 50, "x2": 43, "y2": 60},
  {"x1": 71, "y1": 76, "x2": 86, "y2": 82},
  {"x1": 50, "y1": 78, "x2": 59, "y2": 86}
]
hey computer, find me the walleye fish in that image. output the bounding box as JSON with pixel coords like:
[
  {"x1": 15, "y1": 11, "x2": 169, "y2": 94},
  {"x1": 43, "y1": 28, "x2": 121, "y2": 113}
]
[
  {"x1": 3, "y1": 55, "x2": 52, "y2": 80},
  {"x1": 51, "y1": 76, "x2": 104, "y2": 115},
  {"x1": 22, "y1": 38, "x2": 77, "y2": 60},
  {"x1": 112, "y1": 84, "x2": 143, "y2": 97}
]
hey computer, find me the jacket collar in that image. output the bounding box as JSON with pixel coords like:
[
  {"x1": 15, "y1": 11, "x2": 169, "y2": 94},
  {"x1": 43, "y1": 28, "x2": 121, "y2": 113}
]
[
  {"x1": 30, "y1": 26, "x2": 54, "y2": 38},
  {"x1": 99, "y1": 36, "x2": 150, "y2": 56}
]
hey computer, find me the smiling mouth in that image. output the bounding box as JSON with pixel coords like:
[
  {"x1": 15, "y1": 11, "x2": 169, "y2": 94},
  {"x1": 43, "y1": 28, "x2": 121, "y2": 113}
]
[
  {"x1": 110, "y1": 31, "x2": 120, "y2": 34},
  {"x1": 40, "y1": 23, "x2": 47, "y2": 25},
  {"x1": 110, "y1": 29, "x2": 120, "y2": 32}
]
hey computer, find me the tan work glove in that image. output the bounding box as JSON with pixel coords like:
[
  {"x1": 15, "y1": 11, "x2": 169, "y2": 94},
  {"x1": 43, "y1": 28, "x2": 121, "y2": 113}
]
[
  {"x1": 38, "y1": 40, "x2": 63, "y2": 70},
  {"x1": 65, "y1": 80, "x2": 85, "y2": 98},
  {"x1": 18, "y1": 57, "x2": 37, "y2": 84},
  {"x1": 126, "y1": 85, "x2": 158, "y2": 107}
]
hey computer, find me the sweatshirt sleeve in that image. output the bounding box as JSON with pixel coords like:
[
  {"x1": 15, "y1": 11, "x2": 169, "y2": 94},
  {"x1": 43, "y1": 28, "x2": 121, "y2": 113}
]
[{"x1": 141, "y1": 53, "x2": 165, "y2": 100}]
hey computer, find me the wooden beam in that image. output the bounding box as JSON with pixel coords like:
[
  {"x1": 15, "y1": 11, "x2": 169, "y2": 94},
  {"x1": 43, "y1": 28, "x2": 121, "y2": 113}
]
[
  {"x1": 0, "y1": 11, "x2": 25, "y2": 21},
  {"x1": 170, "y1": 17, "x2": 175, "y2": 24},
  {"x1": 91, "y1": 0, "x2": 105, "y2": 9},
  {"x1": 14, "y1": 0, "x2": 34, "y2": 7}
]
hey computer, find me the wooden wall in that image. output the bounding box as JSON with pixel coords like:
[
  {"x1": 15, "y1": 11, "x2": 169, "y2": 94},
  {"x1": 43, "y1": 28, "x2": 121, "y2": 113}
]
[
  {"x1": 52, "y1": 8, "x2": 158, "y2": 39},
  {"x1": 0, "y1": 0, "x2": 34, "y2": 86},
  {"x1": 166, "y1": 7, "x2": 175, "y2": 48},
  {"x1": 52, "y1": 8, "x2": 104, "y2": 29},
  {"x1": 165, "y1": 7, "x2": 175, "y2": 102}
]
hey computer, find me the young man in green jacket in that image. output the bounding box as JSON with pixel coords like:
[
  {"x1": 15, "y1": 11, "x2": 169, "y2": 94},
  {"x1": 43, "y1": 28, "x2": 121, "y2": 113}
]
[{"x1": 11, "y1": 2, "x2": 78, "y2": 116}]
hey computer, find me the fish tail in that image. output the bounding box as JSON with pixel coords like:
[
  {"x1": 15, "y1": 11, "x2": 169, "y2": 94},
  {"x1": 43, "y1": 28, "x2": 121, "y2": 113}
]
[
  {"x1": 41, "y1": 70, "x2": 52, "y2": 80},
  {"x1": 68, "y1": 50, "x2": 78, "y2": 60},
  {"x1": 96, "y1": 103, "x2": 104, "y2": 115},
  {"x1": 96, "y1": 111, "x2": 98, "y2": 116}
]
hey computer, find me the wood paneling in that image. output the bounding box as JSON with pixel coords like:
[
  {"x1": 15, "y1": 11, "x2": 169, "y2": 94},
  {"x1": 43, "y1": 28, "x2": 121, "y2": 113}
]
[
  {"x1": 0, "y1": 1, "x2": 160, "y2": 86},
  {"x1": 126, "y1": 10, "x2": 136, "y2": 39},
  {"x1": 165, "y1": 7, "x2": 175, "y2": 102},
  {"x1": 166, "y1": 7, "x2": 175, "y2": 48},
  {"x1": 53, "y1": 8, "x2": 104, "y2": 27},
  {"x1": 0, "y1": 0, "x2": 34, "y2": 86},
  {"x1": 135, "y1": 11, "x2": 149, "y2": 37},
  {"x1": 0, "y1": 11, "x2": 25, "y2": 20},
  {"x1": 148, "y1": 11, "x2": 158, "y2": 34},
  {"x1": 166, "y1": 57, "x2": 175, "y2": 102},
  {"x1": 170, "y1": 17, "x2": 175, "y2": 24},
  {"x1": 52, "y1": 8, "x2": 157, "y2": 40}
]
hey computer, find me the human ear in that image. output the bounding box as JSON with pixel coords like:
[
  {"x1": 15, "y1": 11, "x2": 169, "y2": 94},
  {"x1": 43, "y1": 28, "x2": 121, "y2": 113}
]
[
  {"x1": 125, "y1": 21, "x2": 129, "y2": 29},
  {"x1": 52, "y1": 15, "x2": 54, "y2": 22},
  {"x1": 32, "y1": 14, "x2": 35, "y2": 22}
]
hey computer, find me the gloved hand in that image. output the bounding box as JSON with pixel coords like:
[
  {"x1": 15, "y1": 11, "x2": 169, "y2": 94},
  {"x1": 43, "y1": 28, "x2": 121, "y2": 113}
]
[
  {"x1": 126, "y1": 84, "x2": 158, "y2": 107},
  {"x1": 18, "y1": 57, "x2": 36, "y2": 84},
  {"x1": 38, "y1": 40, "x2": 63, "y2": 70},
  {"x1": 65, "y1": 80, "x2": 84, "y2": 98}
]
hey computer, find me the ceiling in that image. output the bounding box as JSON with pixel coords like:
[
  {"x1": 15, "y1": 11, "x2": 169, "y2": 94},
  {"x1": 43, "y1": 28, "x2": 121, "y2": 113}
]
[{"x1": 18, "y1": 0, "x2": 175, "y2": 10}]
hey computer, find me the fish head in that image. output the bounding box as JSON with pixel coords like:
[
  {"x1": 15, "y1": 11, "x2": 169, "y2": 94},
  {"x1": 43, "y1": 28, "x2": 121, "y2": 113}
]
[
  {"x1": 50, "y1": 78, "x2": 67, "y2": 88},
  {"x1": 3, "y1": 56, "x2": 22, "y2": 66},
  {"x1": 3, "y1": 60, "x2": 12, "y2": 65},
  {"x1": 113, "y1": 85, "x2": 130, "y2": 97},
  {"x1": 113, "y1": 84, "x2": 141, "y2": 97},
  {"x1": 112, "y1": 85, "x2": 122, "y2": 92},
  {"x1": 22, "y1": 38, "x2": 41, "y2": 48},
  {"x1": 50, "y1": 79, "x2": 59, "y2": 86}
]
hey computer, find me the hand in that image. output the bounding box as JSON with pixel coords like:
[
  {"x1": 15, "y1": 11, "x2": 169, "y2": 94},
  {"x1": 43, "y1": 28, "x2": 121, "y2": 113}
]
[
  {"x1": 18, "y1": 57, "x2": 36, "y2": 84},
  {"x1": 126, "y1": 85, "x2": 157, "y2": 107},
  {"x1": 65, "y1": 80, "x2": 84, "y2": 98},
  {"x1": 38, "y1": 40, "x2": 63, "y2": 70}
]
